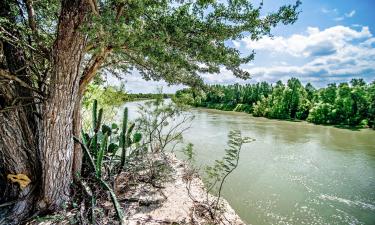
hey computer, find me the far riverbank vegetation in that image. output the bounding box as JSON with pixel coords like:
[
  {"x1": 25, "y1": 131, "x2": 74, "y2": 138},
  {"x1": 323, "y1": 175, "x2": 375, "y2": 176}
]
[{"x1": 174, "y1": 78, "x2": 375, "y2": 129}]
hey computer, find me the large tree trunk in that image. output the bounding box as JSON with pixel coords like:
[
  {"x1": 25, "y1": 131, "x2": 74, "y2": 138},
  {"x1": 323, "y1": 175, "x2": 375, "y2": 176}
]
[
  {"x1": 0, "y1": 0, "x2": 89, "y2": 222},
  {"x1": 37, "y1": 0, "x2": 88, "y2": 211}
]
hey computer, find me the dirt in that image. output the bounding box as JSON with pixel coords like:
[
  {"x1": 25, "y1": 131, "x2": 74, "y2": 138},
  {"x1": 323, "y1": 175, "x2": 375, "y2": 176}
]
[
  {"x1": 122, "y1": 153, "x2": 246, "y2": 225},
  {"x1": 26, "y1": 153, "x2": 246, "y2": 225}
]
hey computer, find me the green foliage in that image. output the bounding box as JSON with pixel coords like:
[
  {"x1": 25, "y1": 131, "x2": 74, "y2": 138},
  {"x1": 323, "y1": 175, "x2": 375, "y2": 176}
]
[
  {"x1": 182, "y1": 143, "x2": 195, "y2": 162},
  {"x1": 368, "y1": 81, "x2": 375, "y2": 129},
  {"x1": 2, "y1": 0, "x2": 301, "y2": 93},
  {"x1": 136, "y1": 98, "x2": 194, "y2": 153},
  {"x1": 307, "y1": 103, "x2": 335, "y2": 124},
  {"x1": 204, "y1": 130, "x2": 254, "y2": 212},
  {"x1": 81, "y1": 0, "x2": 301, "y2": 86},
  {"x1": 252, "y1": 96, "x2": 270, "y2": 117},
  {"x1": 132, "y1": 133, "x2": 142, "y2": 143},
  {"x1": 175, "y1": 78, "x2": 375, "y2": 128},
  {"x1": 233, "y1": 103, "x2": 252, "y2": 113},
  {"x1": 83, "y1": 83, "x2": 129, "y2": 110},
  {"x1": 81, "y1": 100, "x2": 143, "y2": 177},
  {"x1": 96, "y1": 133, "x2": 108, "y2": 178}
]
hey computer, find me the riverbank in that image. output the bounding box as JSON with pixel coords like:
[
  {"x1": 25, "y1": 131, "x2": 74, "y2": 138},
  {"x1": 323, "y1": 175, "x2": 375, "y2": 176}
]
[
  {"x1": 124, "y1": 153, "x2": 245, "y2": 224},
  {"x1": 27, "y1": 153, "x2": 245, "y2": 225},
  {"x1": 192, "y1": 106, "x2": 373, "y2": 131}
]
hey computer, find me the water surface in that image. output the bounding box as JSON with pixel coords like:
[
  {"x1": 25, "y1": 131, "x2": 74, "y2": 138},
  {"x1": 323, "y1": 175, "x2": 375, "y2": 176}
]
[{"x1": 123, "y1": 101, "x2": 375, "y2": 225}]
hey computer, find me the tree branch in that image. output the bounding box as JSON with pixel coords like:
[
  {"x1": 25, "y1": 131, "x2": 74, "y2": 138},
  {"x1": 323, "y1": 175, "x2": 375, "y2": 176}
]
[
  {"x1": 79, "y1": 46, "x2": 112, "y2": 94},
  {"x1": 0, "y1": 69, "x2": 43, "y2": 95},
  {"x1": 23, "y1": 0, "x2": 37, "y2": 35},
  {"x1": 87, "y1": 0, "x2": 99, "y2": 16}
]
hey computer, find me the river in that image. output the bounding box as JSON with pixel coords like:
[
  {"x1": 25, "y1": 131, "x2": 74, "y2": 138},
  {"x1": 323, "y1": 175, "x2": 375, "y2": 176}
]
[{"x1": 122, "y1": 100, "x2": 375, "y2": 225}]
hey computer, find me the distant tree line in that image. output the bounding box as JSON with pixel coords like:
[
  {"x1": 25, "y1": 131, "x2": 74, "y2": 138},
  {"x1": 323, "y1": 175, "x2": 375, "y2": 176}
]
[
  {"x1": 174, "y1": 78, "x2": 375, "y2": 128},
  {"x1": 82, "y1": 81, "x2": 173, "y2": 110},
  {"x1": 127, "y1": 93, "x2": 173, "y2": 100}
]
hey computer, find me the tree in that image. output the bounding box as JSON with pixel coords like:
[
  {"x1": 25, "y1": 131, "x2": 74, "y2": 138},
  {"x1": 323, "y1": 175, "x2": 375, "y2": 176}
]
[
  {"x1": 349, "y1": 81, "x2": 369, "y2": 125},
  {"x1": 350, "y1": 78, "x2": 366, "y2": 87},
  {"x1": 320, "y1": 83, "x2": 337, "y2": 105},
  {"x1": 305, "y1": 82, "x2": 316, "y2": 101},
  {"x1": 368, "y1": 81, "x2": 375, "y2": 128},
  {"x1": 0, "y1": 0, "x2": 301, "y2": 222},
  {"x1": 284, "y1": 77, "x2": 304, "y2": 119},
  {"x1": 335, "y1": 82, "x2": 352, "y2": 124}
]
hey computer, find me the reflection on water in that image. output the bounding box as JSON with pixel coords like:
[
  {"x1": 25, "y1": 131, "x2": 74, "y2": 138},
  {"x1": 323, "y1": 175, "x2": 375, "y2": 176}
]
[{"x1": 123, "y1": 101, "x2": 375, "y2": 225}]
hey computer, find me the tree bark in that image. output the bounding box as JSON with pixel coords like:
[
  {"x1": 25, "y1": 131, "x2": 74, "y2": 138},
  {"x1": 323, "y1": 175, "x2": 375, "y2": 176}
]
[
  {"x1": 72, "y1": 97, "x2": 83, "y2": 178},
  {"x1": 1, "y1": 0, "x2": 89, "y2": 222},
  {"x1": 37, "y1": 0, "x2": 89, "y2": 211}
]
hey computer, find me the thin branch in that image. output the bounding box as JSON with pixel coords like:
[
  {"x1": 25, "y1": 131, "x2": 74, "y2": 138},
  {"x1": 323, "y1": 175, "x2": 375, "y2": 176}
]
[
  {"x1": 115, "y1": 4, "x2": 124, "y2": 21},
  {"x1": 79, "y1": 46, "x2": 112, "y2": 94},
  {"x1": 0, "y1": 69, "x2": 43, "y2": 95},
  {"x1": 24, "y1": 0, "x2": 37, "y2": 35},
  {"x1": 88, "y1": 0, "x2": 99, "y2": 16}
]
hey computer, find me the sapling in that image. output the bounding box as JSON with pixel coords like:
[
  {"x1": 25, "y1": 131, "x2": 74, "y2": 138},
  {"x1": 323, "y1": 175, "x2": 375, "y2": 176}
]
[{"x1": 204, "y1": 130, "x2": 254, "y2": 216}]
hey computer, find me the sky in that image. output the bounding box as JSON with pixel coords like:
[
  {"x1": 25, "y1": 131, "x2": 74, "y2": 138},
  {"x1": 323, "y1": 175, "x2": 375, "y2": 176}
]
[{"x1": 112, "y1": 0, "x2": 375, "y2": 93}]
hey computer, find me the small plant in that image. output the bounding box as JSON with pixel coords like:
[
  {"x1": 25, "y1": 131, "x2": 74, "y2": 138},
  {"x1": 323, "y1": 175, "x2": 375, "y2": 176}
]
[
  {"x1": 136, "y1": 97, "x2": 194, "y2": 153},
  {"x1": 204, "y1": 130, "x2": 254, "y2": 216},
  {"x1": 119, "y1": 107, "x2": 139, "y2": 173},
  {"x1": 182, "y1": 143, "x2": 195, "y2": 162},
  {"x1": 74, "y1": 99, "x2": 143, "y2": 223}
]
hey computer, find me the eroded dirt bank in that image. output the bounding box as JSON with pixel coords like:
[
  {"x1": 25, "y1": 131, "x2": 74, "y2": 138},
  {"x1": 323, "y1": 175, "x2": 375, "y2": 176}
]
[{"x1": 27, "y1": 153, "x2": 246, "y2": 225}]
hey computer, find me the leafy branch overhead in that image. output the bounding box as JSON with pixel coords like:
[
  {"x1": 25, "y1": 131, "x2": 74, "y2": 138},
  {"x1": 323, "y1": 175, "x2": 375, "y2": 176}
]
[
  {"x1": 83, "y1": 0, "x2": 301, "y2": 86},
  {"x1": 0, "y1": 0, "x2": 301, "y2": 99}
]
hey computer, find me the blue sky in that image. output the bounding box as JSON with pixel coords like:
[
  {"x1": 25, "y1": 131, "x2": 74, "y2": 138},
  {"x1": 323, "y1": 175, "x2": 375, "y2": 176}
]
[{"x1": 115, "y1": 0, "x2": 375, "y2": 93}]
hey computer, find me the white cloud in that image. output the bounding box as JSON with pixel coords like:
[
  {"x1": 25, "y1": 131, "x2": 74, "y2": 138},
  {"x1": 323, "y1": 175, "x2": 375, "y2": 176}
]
[
  {"x1": 345, "y1": 10, "x2": 356, "y2": 18},
  {"x1": 334, "y1": 10, "x2": 356, "y2": 21},
  {"x1": 334, "y1": 16, "x2": 344, "y2": 21},
  {"x1": 322, "y1": 8, "x2": 356, "y2": 21},
  {"x1": 335, "y1": 10, "x2": 355, "y2": 21},
  {"x1": 321, "y1": 8, "x2": 338, "y2": 15},
  {"x1": 243, "y1": 26, "x2": 371, "y2": 57},
  {"x1": 106, "y1": 70, "x2": 185, "y2": 93},
  {"x1": 232, "y1": 40, "x2": 241, "y2": 48},
  {"x1": 202, "y1": 25, "x2": 375, "y2": 87}
]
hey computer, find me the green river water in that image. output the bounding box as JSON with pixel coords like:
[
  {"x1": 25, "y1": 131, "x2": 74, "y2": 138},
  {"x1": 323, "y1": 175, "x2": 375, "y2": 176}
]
[{"x1": 122, "y1": 100, "x2": 375, "y2": 225}]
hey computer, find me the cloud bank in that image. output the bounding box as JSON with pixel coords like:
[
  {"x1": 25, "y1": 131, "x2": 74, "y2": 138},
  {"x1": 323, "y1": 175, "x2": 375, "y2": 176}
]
[{"x1": 214, "y1": 25, "x2": 375, "y2": 86}]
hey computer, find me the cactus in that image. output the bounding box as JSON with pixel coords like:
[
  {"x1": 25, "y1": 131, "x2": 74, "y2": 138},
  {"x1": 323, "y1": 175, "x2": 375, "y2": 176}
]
[
  {"x1": 95, "y1": 108, "x2": 103, "y2": 133},
  {"x1": 119, "y1": 107, "x2": 138, "y2": 171},
  {"x1": 83, "y1": 102, "x2": 141, "y2": 175},
  {"x1": 96, "y1": 132, "x2": 108, "y2": 178},
  {"x1": 92, "y1": 100, "x2": 103, "y2": 134},
  {"x1": 92, "y1": 99, "x2": 98, "y2": 131},
  {"x1": 89, "y1": 134, "x2": 98, "y2": 154},
  {"x1": 90, "y1": 100, "x2": 104, "y2": 154},
  {"x1": 120, "y1": 107, "x2": 128, "y2": 169},
  {"x1": 126, "y1": 123, "x2": 135, "y2": 145}
]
